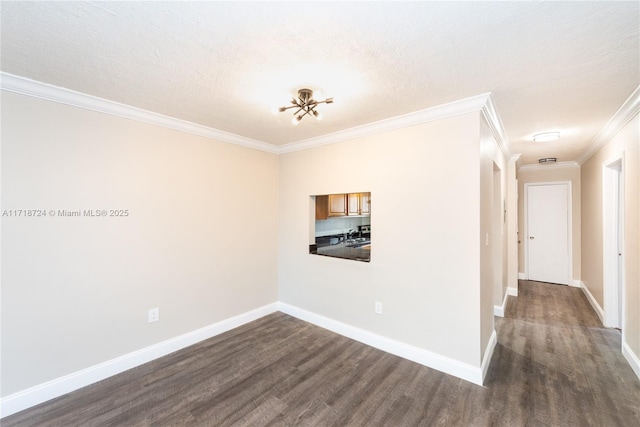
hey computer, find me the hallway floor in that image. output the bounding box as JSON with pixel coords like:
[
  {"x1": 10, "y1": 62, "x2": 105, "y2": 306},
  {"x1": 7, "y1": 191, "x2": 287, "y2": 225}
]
[
  {"x1": 486, "y1": 280, "x2": 640, "y2": 426},
  {"x1": 3, "y1": 280, "x2": 640, "y2": 426}
]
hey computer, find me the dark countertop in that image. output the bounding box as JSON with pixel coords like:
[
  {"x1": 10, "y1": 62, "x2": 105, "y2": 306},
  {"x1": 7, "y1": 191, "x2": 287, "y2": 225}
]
[{"x1": 315, "y1": 241, "x2": 371, "y2": 262}]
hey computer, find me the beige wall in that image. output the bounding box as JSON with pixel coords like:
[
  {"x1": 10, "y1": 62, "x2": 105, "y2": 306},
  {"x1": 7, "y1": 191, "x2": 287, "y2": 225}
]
[
  {"x1": 506, "y1": 156, "x2": 519, "y2": 291},
  {"x1": 0, "y1": 92, "x2": 279, "y2": 396},
  {"x1": 581, "y1": 115, "x2": 639, "y2": 357},
  {"x1": 479, "y1": 118, "x2": 507, "y2": 350},
  {"x1": 278, "y1": 112, "x2": 496, "y2": 368},
  {"x1": 517, "y1": 165, "x2": 581, "y2": 281}
]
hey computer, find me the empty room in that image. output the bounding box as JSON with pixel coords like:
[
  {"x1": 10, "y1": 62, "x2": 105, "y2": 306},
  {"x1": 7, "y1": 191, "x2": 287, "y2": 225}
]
[{"x1": 1, "y1": 1, "x2": 639, "y2": 426}]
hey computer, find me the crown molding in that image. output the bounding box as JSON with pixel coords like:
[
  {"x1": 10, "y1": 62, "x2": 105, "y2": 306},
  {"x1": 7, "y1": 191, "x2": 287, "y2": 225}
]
[
  {"x1": 518, "y1": 161, "x2": 580, "y2": 172},
  {"x1": 1, "y1": 72, "x2": 512, "y2": 157},
  {"x1": 479, "y1": 93, "x2": 511, "y2": 158},
  {"x1": 278, "y1": 93, "x2": 511, "y2": 155},
  {"x1": 0, "y1": 72, "x2": 279, "y2": 154},
  {"x1": 578, "y1": 85, "x2": 640, "y2": 165}
]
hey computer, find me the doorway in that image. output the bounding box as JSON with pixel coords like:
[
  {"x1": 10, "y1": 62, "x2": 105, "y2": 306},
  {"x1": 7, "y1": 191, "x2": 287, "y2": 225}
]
[
  {"x1": 525, "y1": 182, "x2": 571, "y2": 285},
  {"x1": 603, "y1": 157, "x2": 624, "y2": 329},
  {"x1": 493, "y1": 164, "x2": 503, "y2": 312}
]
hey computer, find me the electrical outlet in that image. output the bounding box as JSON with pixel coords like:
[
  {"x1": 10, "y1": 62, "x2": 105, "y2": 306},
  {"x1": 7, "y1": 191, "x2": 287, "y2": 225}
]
[
  {"x1": 148, "y1": 307, "x2": 159, "y2": 323},
  {"x1": 375, "y1": 301, "x2": 383, "y2": 315}
]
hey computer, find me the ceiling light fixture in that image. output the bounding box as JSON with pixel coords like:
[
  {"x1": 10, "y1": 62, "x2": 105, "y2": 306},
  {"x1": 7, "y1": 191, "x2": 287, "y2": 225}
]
[
  {"x1": 278, "y1": 88, "x2": 333, "y2": 125},
  {"x1": 532, "y1": 132, "x2": 560, "y2": 142}
]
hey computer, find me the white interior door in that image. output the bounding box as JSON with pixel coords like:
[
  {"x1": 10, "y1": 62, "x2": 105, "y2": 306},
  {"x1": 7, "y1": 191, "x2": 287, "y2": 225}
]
[
  {"x1": 526, "y1": 183, "x2": 570, "y2": 285},
  {"x1": 603, "y1": 159, "x2": 623, "y2": 328}
]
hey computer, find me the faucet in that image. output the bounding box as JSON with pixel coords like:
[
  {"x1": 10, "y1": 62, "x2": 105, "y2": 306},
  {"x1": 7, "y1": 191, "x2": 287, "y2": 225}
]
[{"x1": 347, "y1": 228, "x2": 356, "y2": 241}]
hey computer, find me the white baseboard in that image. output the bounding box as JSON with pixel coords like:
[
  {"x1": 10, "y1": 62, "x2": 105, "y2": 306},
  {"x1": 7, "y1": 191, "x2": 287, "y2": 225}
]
[
  {"x1": 481, "y1": 330, "x2": 498, "y2": 384},
  {"x1": 570, "y1": 279, "x2": 582, "y2": 288},
  {"x1": 2, "y1": 300, "x2": 500, "y2": 418},
  {"x1": 494, "y1": 291, "x2": 509, "y2": 317},
  {"x1": 518, "y1": 272, "x2": 525, "y2": 280},
  {"x1": 278, "y1": 302, "x2": 487, "y2": 386},
  {"x1": 507, "y1": 286, "x2": 518, "y2": 297},
  {"x1": 574, "y1": 280, "x2": 605, "y2": 324},
  {"x1": 622, "y1": 341, "x2": 640, "y2": 381},
  {"x1": 0, "y1": 303, "x2": 279, "y2": 418}
]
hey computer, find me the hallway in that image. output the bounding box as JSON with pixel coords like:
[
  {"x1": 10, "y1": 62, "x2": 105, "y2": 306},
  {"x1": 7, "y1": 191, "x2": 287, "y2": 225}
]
[
  {"x1": 3, "y1": 281, "x2": 640, "y2": 426},
  {"x1": 487, "y1": 280, "x2": 640, "y2": 425}
]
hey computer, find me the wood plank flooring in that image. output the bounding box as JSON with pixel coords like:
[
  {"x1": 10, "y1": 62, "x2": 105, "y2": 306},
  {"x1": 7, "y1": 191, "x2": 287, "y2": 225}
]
[{"x1": 3, "y1": 281, "x2": 640, "y2": 426}]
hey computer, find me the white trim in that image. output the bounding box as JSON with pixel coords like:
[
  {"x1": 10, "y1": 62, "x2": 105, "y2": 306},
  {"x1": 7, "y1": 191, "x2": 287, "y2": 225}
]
[
  {"x1": 602, "y1": 154, "x2": 625, "y2": 329},
  {"x1": 507, "y1": 286, "x2": 519, "y2": 297},
  {"x1": 0, "y1": 72, "x2": 279, "y2": 154},
  {"x1": 0, "y1": 303, "x2": 279, "y2": 418},
  {"x1": 511, "y1": 153, "x2": 522, "y2": 166},
  {"x1": 1, "y1": 300, "x2": 500, "y2": 417},
  {"x1": 278, "y1": 92, "x2": 510, "y2": 155},
  {"x1": 574, "y1": 280, "x2": 605, "y2": 324},
  {"x1": 480, "y1": 94, "x2": 511, "y2": 158},
  {"x1": 481, "y1": 330, "x2": 498, "y2": 384},
  {"x1": 570, "y1": 279, "x2": 583, "y2": 288},
  {"x1": 622, "y1": 341, "x2": 640, "y2": 381},
  {"x1": 494, "y1": 291, "x2": 509, "y2": 317},
  {"x1": 518, "y1": 272, "x2": 525, "y2": 281},
  {"x1": 578, "y1": 85, "x2": 640, "y2": 165},
  {"x1": 523, "y1": 181, "x2": 572, "y2": 285},
  {"x1": 518, "y1": 161, "x2": 579, "y2": 172},
  {"x1": 278, "y1": 302, "x2": 488, "y2": 386},
  {"x1": 1, "y1": 73, "x2": 512, "y2": 157}
]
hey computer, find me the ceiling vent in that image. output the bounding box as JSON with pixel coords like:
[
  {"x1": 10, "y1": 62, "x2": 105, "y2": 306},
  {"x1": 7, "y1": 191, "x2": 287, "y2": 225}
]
[{"x1": 538, "y1": 158, "x2": 557, "y2": 164}]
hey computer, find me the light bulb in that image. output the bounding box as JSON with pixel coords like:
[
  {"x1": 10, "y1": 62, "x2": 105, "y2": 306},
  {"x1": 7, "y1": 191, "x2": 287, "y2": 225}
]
[
  {"x1": 292, "y1": 116, "x2": 300, "y2": 125},
  {"x1": 315, "y1": 111, "x2": 323, "y2": 121}
]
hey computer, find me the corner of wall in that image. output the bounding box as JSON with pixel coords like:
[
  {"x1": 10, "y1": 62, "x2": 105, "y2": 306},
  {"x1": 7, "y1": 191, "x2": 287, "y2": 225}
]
[
  {"x1": 0, "y1": 303, "x2": 279, "y2": 418},
  {"x1": 622, "y1": 342, "x2": 640, "y2": 381}
]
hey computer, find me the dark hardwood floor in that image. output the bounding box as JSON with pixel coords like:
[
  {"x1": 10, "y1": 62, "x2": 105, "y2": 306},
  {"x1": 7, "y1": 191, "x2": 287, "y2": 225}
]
[{"x1": 3, "y1": 281, "x2": 640, "y2": 426}]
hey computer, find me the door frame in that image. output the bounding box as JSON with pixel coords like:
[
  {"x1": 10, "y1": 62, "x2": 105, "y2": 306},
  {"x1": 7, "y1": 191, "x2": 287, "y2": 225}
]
[
  {"x1": 523, "y1": 181, "x2": 572, "y2": 284},
  {"x1": 602, "y1": 153, "x2": 625, "y2": 329}
]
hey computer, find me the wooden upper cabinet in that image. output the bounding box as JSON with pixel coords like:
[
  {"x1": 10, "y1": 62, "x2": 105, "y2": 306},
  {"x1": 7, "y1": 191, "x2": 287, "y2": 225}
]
[
  {"x1": 348, "y1": 192, "x2": 371, "y2": 216},
  {"x1": 361, "y1": 192, "x2": 371, "y2": 215},
  {"x1": 347, "y1": 193, "x2": 360, "y2": 216},
  {"x1": 315, "y1": 195, "x2": 329, "y2": 220},
  {"x1": 316, "y1": 192, "x2": 371, "y2": 220},
  {"x1": 328, "y1": 194, "x2": 348, "y2": 217}
]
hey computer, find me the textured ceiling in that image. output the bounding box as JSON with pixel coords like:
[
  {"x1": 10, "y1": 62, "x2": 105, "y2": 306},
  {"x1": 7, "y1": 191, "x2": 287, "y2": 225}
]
[{"x1": 1, "y1": 1, "x2": 638, "y2": 165}]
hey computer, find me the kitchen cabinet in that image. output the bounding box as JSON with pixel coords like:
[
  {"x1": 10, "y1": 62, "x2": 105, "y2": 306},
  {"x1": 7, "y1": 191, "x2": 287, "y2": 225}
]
[
  {"x1": 361, "y1": 193, "x2": 371, "y2": 215},
  {"x1": 328, "y1": 194, "x2": 348, "y2": 217},
  {"x1": 347, "y1": 193, "x2": 360, "y2": 216},
  {"x1": 348, "y1": 192, "x2": 371, "y2": 216},
  {"x1": 315, "y1": 195, "x2": 329, "y2": 220},
  {"x1": 316, "y1": 192, "x2": 370, "y2": 220}
]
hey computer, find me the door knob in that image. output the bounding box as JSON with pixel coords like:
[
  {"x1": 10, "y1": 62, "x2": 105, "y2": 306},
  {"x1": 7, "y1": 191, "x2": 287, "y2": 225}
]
[{"x1": 529, "y1": 236, "x2": 535, "y2": 239}]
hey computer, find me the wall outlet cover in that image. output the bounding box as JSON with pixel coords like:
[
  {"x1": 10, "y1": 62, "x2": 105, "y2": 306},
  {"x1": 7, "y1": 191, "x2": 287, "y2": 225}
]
[
  {"x1": 374, "y1": 301, "x2": 383, "y2": 315},
  {"x1": 148, "y1": 307, "x2": 159, "y2": 323}
]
